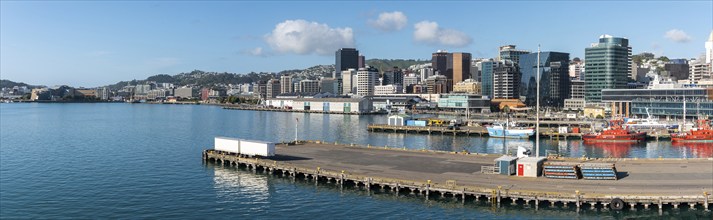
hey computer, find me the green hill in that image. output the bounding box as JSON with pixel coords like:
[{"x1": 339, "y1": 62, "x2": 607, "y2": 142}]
[{"x1": 366, "y1": 59, "x2": 429, "y2": 73}]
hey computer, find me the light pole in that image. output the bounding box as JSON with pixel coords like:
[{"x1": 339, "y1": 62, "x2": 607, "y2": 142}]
[
  {"x1": 536, "y1": 45, "x2": 541, "y2": 158},
  {"x1": 295, "y1": 117, "x2": 299, "y2": 143}
]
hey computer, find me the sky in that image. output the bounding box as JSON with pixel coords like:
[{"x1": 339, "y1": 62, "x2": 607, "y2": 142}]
[{"x1": 1, "y1": 1, "x2": 712, "y2": 87}]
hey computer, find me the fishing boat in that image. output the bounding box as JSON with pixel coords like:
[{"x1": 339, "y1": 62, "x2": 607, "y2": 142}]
[
  {"x1": 582, "y1": 119, "x2": 646, "y2": 143},
  {"x1": 487, "y1": 120, "x2": 535, "y2": 139},
  {"x1": 671, "y1": 119, "x2": 713, "y2": 143}
]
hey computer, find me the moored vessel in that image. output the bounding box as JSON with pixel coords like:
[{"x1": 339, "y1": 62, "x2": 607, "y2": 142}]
[
  {"x1": 671, "y1": 119, "x2": 713, "y2": 143},
  {"x1": 582, "y1": 119, "x2": 646, "y2": 143}
]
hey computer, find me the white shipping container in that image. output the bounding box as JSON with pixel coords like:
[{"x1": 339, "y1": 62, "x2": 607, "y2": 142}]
[
  {"x1": 215, "y1": 137, "x2": 241, "y2": 154},
  {"x1": 559, "y1": 126, "x2": 569, "y2": 134},
  {"x1": 239, "y1": 139, "x2": 275, "y2": 157}
]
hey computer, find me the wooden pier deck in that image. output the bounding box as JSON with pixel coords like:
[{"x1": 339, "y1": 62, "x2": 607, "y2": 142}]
[{"x1": 203, "y1": 141, "x2": 713, "y2": 212}]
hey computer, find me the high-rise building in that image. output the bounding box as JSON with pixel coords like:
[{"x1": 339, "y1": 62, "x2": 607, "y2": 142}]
[
  {"x1": 706, "y1": 30, "x2": 713, "y2": 65},
  {"x1": 584, "y1": 34, "x2": 632, "y2": 102},
  {"x1": 663, "y1": 61, "x2": 690, "y2": 81},
  {"x1": 356, "y1": 67, "x2": 379, "y2": 96},
  {"x1": 341, "y1": 69, "x2": 357, "y2": 95},
  {"x1": 447, "y1": 52, "x2": 472, "y2": 84},
  {"x1": 492, "y1": 60, "x2": 519, "y2": 99},
  {"x1": 254, "y1": 81, "x2": 267, "y2": 99},
  {"x1": 95, "y1": 87, "x2": 111, "y2": 100},
  {"x1": 266, "y1": 79, "x2": 281, "y2": 98},
  {"x1": 480, "y1": 60, "x2": 496, "y2": 98},
  {"x1": 320, "y1": 78, "x2": 342, "y2": 95},
  {"x1": 299, "y1": 80, "x2": 320, "y2": 94},
  {"x1": 431, "y1": 50, "x2": 449, "y2": 75},
  {"x1": 336, "y1": 48, "x2": 359, "y2": 78},
  {"x1": 570, "y1": 80, "x2": 585, "y2": 99},
  {"x1": 425, "y1": 75, "x2": 451, "y2": 94},
  {"x1": 471, "y1": 58, "x2": 485, "y2": 82},
  {"x1": 419, "y1": 67, "x2": 434, "y2": 82},
  {"x1": 280, "y1": 74, "x2": 293, "y2": 94},
  {"x1": 382, "y1": 67, "x2": 403, "y2": 86},
  {"x1": 689, "y1": 57, "x2": 712, "y2": 83},
  {"x1": 498, "y1": 45, "x2": 530, "y2": 64},
  {"x1": 569, "y1": 58, "x2": 583, "y2": 80},
  {"x1": 358, "y1": 55, "x2": 366, "y2": 68},
  {"x1": 519, "y1": 52, "x2": 571, "y2": 107},
  {"x1": 403, "y1": 74, "x2": 419, "y2": 87}
]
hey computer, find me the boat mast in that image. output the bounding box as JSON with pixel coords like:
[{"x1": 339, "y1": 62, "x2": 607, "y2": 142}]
[
  {"x1": 536, "y1": 45, "x2": 541, "y2": 157},
  {"x1": 683, "y1": 95, "x2": 686, "y2": 132}
]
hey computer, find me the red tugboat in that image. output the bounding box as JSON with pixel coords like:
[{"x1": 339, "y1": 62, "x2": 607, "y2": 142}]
[
  {"x1": 582, "y1": 119, "x2": 646, "y2": 143},
  {"x1": 671, "y1": 119, "x2": 713, "y2": 143}
]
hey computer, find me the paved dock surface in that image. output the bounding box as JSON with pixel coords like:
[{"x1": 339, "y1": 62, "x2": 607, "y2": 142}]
[{"x1": 270, "y1": 142, "x2": 713, "y2": 197}]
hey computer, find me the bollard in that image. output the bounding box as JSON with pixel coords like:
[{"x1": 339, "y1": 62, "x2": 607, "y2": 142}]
[
  {"x1": 704, "y1": 192, "x2": 710, "y2": 211},
  {"x1": 576, "y1": 190, "x2": 581, "y2": 209}
]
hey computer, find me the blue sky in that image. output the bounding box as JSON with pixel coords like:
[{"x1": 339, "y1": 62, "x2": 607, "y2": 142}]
[{"x1": 1, "y1": 1, "x2": 711, "y2": 87}]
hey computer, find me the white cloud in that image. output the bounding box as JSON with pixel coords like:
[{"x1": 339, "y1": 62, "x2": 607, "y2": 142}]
[
  {"x1": 265, "y1": 20, "x2": 354, "y2": 55},
  {"x1": 369, "y1": 11, "x2": 407, "y2": 32},
  {"x1": 248, "y1": 47, "x2": 266, "y2": 56},
  {"x1": 413, "y1": 21, "x2": 471, "y2": 47},
  {"x1": 664, "y1": 29, "x2": 691, "y2": 43}
]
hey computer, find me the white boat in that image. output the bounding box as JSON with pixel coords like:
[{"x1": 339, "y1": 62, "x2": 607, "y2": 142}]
[
  {"x1": 625, "y1": 108, "x2": 669, "y2": 129},
  {"x1": 487, "y1": 121, "x2": 535, "y2": 139}
]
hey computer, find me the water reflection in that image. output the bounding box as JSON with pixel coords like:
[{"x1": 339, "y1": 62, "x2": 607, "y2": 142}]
[
  {"x1": 213, "y1": 168, "x2": 270, "y2": 207},
  {"x1": 671, "y1": 142, "x2": 713, "y2": 158},
  {"x1": 483, "y1": 138, "x2": 533, "y2": 155},
  {"x1": 582, "y1": 142, "x2": 634, "y2": 158}
]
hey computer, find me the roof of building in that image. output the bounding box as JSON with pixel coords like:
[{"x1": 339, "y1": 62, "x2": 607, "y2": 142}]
[{"x1": 293, "y1": 98, "x2": 366, "y2": 102}]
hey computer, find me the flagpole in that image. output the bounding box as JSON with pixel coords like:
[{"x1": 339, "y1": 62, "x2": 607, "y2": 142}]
[{"x1": 536, "y1": 44, "x2": 541, "y2": 158}]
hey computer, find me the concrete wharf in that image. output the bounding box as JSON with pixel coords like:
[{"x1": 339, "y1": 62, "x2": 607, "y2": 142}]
[
  {"x1": 367, "y1": 124, "x2": 584, "y2": 139},
  {"x1": 223, "y1": 106, "x2": 385, "y2": 115},
  {"x1": 203, "y1": 141, "x2": 712, "y2": 213},
  {"x1": 366, "y1": 124, "x2": 489, "y2": 136}
]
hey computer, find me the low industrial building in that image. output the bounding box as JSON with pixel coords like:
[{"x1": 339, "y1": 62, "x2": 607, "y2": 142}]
[
  {"x1": 292, "y1": 98, "x2": 373, "y2": 113},
  {"x1": 602, "y1": 87, "x2": 713, "y2": 119},
  {"x1": 564, "y1": 98, "x2": 586, "y2": 111},
  {"x1": 584, "y1": 105, "x2": 605, "y2": 118},
  {"x1": 369, "y1": 95, "x2": 421, "y2": 111},
  {"x1": 437, "y1": 94, "x2": 491, "y2": 112}
]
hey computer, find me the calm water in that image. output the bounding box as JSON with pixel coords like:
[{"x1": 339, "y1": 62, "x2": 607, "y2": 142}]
[{"x1": 1, "y1": 103, "x2": 711, "y2": 219}]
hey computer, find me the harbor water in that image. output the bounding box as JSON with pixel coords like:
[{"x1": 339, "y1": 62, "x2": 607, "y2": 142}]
[{"x1": 1, "y1": 103, "x2": 711, "y2": 218}]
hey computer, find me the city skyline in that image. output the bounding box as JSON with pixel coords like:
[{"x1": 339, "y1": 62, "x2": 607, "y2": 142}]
[{"x1": 1, "y1": 1, "x2": 712, "y2": 87}]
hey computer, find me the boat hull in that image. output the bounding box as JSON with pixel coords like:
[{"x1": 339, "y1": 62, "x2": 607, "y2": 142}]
[
  {"x1": 671, "y1": 137, "x2": 713, "y2": 143},
  {"x1": 582, "y1": 133, "x2": 646, "y2": 143},
  {"x1": 487, "y1": 127, "x2": 534, "y2": 139}
]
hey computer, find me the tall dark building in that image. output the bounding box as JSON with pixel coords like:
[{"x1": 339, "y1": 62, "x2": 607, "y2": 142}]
[
  {"x1": 663, "y1": 61, "x2": 689, "y2": 81},
  {"x1": 358, "y1": 55, "x2": 366, "y2": 68},
  {"x1": 335, "y1": 48, "x2": 359, "y2": 78},
  {"x1": 382, "y1": 67, "x2": 403, "y2": 86},
  {"x1": 431, "y1": 50, "x2": 449, "y2": 76},
  {"x1": 519, "y1": 52, "x2": 571, "y2": 107}
]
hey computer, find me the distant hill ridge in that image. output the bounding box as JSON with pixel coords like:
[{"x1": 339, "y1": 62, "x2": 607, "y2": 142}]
[{"x1": 2, "y1": 59, "x2": 431, "y2": 89}]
